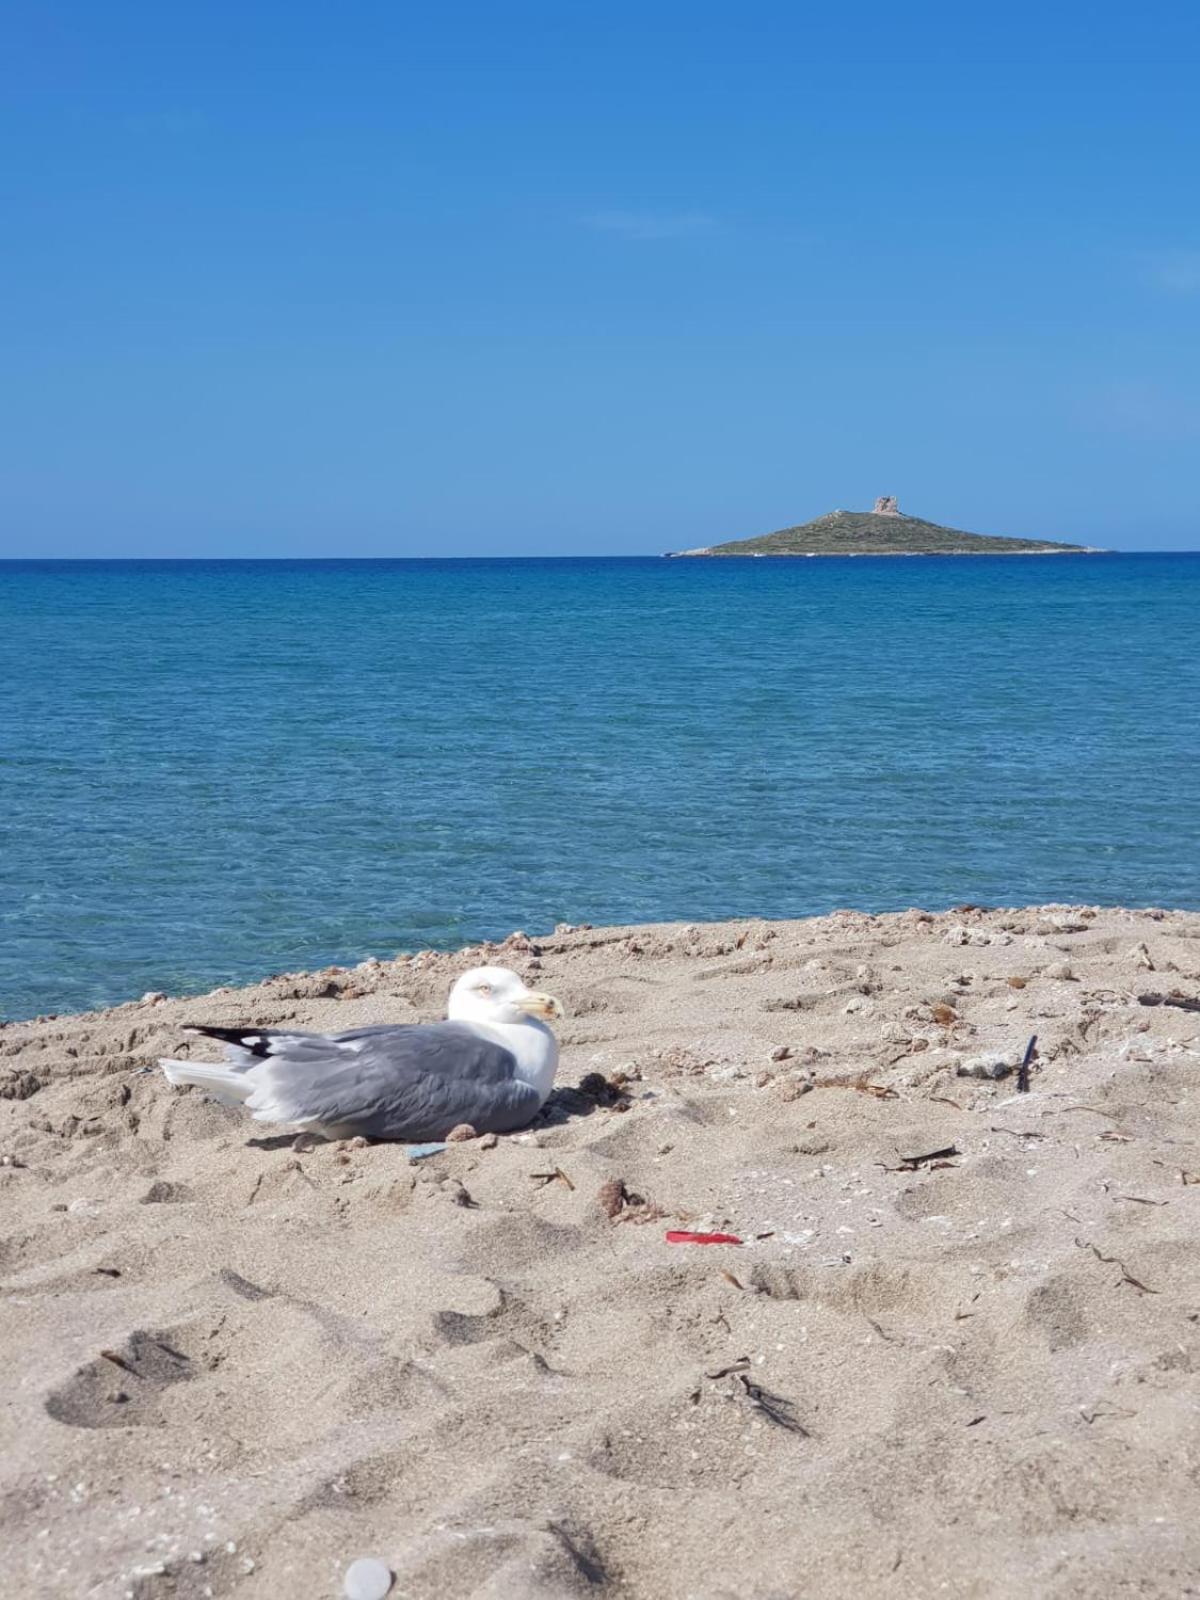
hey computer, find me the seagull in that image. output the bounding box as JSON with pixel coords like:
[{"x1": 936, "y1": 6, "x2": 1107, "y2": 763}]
[{"x1": 158, "y1": 965, "x2": 563, "y2": 1142}]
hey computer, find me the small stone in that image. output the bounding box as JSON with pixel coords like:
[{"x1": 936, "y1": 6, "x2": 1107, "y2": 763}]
[
  {"x1": 957, "y1": 1054, "x2": 1012, "y2": 1080},
  {"x1": 770, "y1": 1045, "x2": 792, "y2": 1062},
  {"x1": 344, "y1": 1557, "x2": 394, "y2": 1600},
  {"x1": 0, "y1": 1070, "x2": 42, "y2": 1100},
  {"x1": 1007, "y1": 976, "x2": 1028, "y2": 989},
  {"x1": 597, "y1": 1178, "x2": 627, "y2": 1218},
  {"x1": 478, "y1": 1132, "x2": 498, "y2": 1149},
  {"x1": 141, "y1": 991, "x2": 167, "y2": 1005},
  {"x1": 1044, "y1": 961, "x2": 1074, "y2": 981},
  {"x1": 777, "y1": 1079, "x2": 814, "y2": 1101},
  {"x1": 445, "y1": 1123, "x2": 478, "y2": 1142}
]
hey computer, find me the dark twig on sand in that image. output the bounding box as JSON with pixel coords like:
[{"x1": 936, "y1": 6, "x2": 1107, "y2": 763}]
[
  {"x1": 736, "y1": 1374, "x2": 810, "y2": 1435},
  {"x1": 864, "y1": 1314, "x2": 901, "y2": 1345},
  {"x1": 880, "y1": 1144, "x2": 960, "y2": 1172},
  {"x1": 1138, "y1": 991, "x2": 1200, "y2": 1013},
  {"x1": 706, "y1": 1358, "x2": 751, "y2": 1379},
  {"x1": 530, "y1": 1167, "x2": 574, "y2": 1191},
  {"x1": 1075, "y1": 1237, "x2": 1160, "y2": 1295}
]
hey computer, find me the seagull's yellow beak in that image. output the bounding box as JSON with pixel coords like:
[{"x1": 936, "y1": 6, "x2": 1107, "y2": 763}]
[{"x1": 514, "y1": 990, "x2": 564, "y2": 1021}]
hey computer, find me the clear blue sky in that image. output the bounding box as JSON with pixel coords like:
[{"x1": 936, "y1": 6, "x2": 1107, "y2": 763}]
[{"x1": 4, "y1": 2, "x2": 1200, "y2": 556}]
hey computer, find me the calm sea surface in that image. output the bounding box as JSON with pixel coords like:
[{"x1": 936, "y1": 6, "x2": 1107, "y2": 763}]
[{"x1": 1, "y1": 554, "x2": 1197, "y2": 1019}]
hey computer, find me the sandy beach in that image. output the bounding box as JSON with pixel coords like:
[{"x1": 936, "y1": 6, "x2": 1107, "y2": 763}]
[{"x1": 4, "y1": 904, "x2": 1200, "y2": 1599}]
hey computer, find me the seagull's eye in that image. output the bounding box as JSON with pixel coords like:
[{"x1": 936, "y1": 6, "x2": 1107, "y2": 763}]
[{"x1": 476, "y1": 983, "x2": 492, "y2": 996}]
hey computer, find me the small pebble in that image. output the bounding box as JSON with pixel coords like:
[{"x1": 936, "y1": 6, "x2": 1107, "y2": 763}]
[
  {"x1": 957, "y1": 1054, "x2": 1012, "y2": 1080},
  {"x1": 770, "y1": 1045, "x2": 791, "y2": 1062},
  {"x1": 478, "y1": 1131, "x2": 498, "y2": 1149},
  {"x1": 344, "y1": 1556, "x2": 395, "y2": 1600},
  {"x1": 1044, "y1": 961, "x2": 1074, "y2": 980},
  {"x1": 445, "y1": 1123, "x2": 478, "y2": 1142}
]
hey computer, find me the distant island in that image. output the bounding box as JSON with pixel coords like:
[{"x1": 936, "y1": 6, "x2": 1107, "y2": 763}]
[{"x1": 666, "y1": 496, "x2": 1100, "y2": 557}]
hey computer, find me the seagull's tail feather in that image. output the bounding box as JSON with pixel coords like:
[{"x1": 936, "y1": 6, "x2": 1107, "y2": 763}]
[{"x1": 159, "y1": 1059, "x2": 256, "y2": 1107}]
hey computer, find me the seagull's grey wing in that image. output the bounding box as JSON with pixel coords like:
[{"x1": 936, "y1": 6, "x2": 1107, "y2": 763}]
[
  {"x1": 189, "y1": 1021, "x2": 491, "y2": 1072},
  {"x1": 240, "y1": 1023, "x2": 542, "y2": 1141}
]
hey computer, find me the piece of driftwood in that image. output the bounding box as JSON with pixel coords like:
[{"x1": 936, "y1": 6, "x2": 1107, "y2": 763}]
[
  {"x1": 881, "y1": 1144, "x2": 960, "y2": 1173},
  {"x1": 1138, "y1": 991, "x2": 1200, "y2": 1013}
]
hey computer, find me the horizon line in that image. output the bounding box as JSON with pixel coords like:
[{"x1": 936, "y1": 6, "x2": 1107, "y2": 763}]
[{"x1": 2, "y1": 548, "x2": 1198, "y2": 563}]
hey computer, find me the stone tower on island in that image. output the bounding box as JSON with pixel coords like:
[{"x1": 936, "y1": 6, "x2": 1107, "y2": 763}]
[{"x1": 873, "y1": 495, "x2": 901, "y2": 516}]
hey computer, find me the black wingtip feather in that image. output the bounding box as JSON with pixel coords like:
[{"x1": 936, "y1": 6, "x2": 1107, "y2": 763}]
[{"x1": 183, "y1": 1024, "x2": 271, "y2": 1057}]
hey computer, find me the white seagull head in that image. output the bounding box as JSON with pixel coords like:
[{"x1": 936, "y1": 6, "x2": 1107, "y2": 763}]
[{"x1": 447, "y1": 965, "x2": 564, "y2": 1027}]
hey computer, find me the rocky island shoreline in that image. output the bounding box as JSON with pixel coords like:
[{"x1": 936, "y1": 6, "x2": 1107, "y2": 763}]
[{"x1": 668, "y1": 497, "x2": 1102, "y2": 557}]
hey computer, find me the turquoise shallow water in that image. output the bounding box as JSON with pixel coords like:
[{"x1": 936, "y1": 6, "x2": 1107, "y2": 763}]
[{"x1": 1, "y1": 554, "x2": 1198, "y2": 1020}]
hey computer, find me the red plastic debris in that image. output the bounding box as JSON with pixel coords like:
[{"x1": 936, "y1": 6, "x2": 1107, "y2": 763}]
[{"x1": 665, "y1": 1230, "x2": 743, "y2": 1246}]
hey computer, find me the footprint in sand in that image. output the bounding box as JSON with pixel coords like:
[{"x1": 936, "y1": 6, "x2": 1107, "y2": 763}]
[{"x1": 44, "y1": 1325, "x2": 201, "y2": 1429}]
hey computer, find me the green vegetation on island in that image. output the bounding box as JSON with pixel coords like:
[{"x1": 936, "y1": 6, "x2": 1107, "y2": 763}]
[{"x1": 669, "y1": 499, "x2": 1094, "y2": 557}]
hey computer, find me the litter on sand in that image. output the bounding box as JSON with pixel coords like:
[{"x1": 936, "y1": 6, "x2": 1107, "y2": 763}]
[
  {"x1": 404, "y1": 1142, "x2": 448, "y2": 1161},
  {"x1": 343, "y1": 1557, "x2": 395, "y2": 1600},
  {"x1": 666, "y1": 1230, "x2": 743, "y2": 1246}
]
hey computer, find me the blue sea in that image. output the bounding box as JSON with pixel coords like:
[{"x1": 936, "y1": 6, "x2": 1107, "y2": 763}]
[{"x1": 1, "y1": 554, "x2": 1198, "y2": 1021}]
